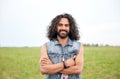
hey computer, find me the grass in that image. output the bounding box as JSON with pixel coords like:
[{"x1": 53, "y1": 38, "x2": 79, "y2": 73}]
[
  {"x1": 82, "y1": 46, "x2": 120, "y2": 79},
  {"x1": 0, "y1": 46, "x2": 120, "y2": 79},
  {"x1": 0, "y1": 47, "x2": 44, "y2": 79}
]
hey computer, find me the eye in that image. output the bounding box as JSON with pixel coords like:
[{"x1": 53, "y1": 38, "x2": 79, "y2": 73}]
[
  {"x1": 65, "y1": 24, "x2": 69, "y2": 27},
  {"x1": 58, "y1": 23, "x2": 63, "y2": 26}
]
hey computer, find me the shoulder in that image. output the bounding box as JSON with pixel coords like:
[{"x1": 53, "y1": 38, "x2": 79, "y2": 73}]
[
  {"x1": 72, "y1": 41, "x2": 81, "y2": 48},
  {"x1": 73, "y1": 41, "x2": 84, "y2": 51},
  {"x1": 41, "y1": 40, "x2": 55, "y2": 51},
  {"x1": 73, "y1": 41, "x2": 81, "y2": 45},
  {"x1": 46, "y1": 40, "x2": 54, "y2": 45},
  {"x1": 41, "y1": 44, "x2": 46, "y2": 53},
  {"x1": 45, "y1": 40, "x2": 55, "y2": 50}
]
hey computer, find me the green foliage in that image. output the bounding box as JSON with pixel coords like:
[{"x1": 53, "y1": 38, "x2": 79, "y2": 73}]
[{"x1": 0, "y1": 46, "x2": 120, "y2": 79}]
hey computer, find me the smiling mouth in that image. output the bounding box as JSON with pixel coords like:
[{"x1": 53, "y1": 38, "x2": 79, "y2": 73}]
[
  {"x1": 59, "y1": 30, "x2": 67, "y2": 33},
  {"x1": 60, "y1": 31, "x2": 66, "y2": 33}
]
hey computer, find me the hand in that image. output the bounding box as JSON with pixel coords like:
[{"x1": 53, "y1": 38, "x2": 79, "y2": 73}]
[
  {"x1": 65, "y1": 55, "x2": 76, "y2": 67},
  {"x1": 40, "y1": 58, "x2": 52, "y2": 66}
]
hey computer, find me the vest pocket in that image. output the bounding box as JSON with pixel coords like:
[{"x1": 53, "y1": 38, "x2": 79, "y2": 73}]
[
  {"x1": 67, "y1": 49, "x2": 78, "y2": 58},
  {"x1": 48, "y1": 53, "x2": 60, "y2": 64}
]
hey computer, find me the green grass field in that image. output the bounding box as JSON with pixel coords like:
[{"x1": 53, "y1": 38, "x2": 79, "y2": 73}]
[{"x1": 0, "y1": 46, "x2": 120, "y2": 79}]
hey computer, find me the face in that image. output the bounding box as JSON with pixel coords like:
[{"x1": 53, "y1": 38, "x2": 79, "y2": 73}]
[{"x1": 56, "y1": 18, "x2": 70, "y2": 39}]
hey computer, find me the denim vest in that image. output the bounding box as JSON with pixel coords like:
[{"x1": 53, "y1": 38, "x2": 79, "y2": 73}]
[{"x1": 45, "y1": 39, "x2": 82, "y2": 79}]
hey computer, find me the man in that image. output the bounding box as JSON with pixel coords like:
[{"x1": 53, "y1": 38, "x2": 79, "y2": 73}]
[{"x1": 40, "y1": 13, "x2": 84, "y2": 79}]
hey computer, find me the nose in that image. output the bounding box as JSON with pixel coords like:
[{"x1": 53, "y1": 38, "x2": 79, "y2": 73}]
[{"x1": 62, "y1": 25, "x2": 66, "y2": 29}]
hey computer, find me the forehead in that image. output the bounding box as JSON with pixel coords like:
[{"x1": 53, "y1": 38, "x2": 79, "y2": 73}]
[{"x1": 59, "y1": 18, "x2": 69, "y2": 24}]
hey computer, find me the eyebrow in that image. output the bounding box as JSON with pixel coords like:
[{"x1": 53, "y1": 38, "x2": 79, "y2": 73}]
[{"x1": 58, "y1": 23, "x2": 69, "y2": 25}]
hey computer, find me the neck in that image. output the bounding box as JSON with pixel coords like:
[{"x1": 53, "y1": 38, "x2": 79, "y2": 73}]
[{"x1": 57, "y1": 36, "x2": 69, "y2": 47}]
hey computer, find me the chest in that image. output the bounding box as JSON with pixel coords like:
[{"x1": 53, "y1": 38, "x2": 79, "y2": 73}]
[{"x1": 47, "y1": 45, "x2": 79, "y2": 64}]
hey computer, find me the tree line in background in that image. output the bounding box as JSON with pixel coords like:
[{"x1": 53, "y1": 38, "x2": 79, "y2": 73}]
[
  {"x1": 0, "y1": 43, "x2": 119, "y2": 47},
  {"x1": 83, "y1": 43, "x2": 110, "y2": 47}
]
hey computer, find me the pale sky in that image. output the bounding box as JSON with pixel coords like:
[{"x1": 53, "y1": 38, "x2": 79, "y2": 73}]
[{"x1": 0, "y1": 0, "x2": 120, "y2": 47}]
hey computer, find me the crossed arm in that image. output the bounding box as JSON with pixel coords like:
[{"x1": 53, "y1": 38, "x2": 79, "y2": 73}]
[{"x1": 39, "y1": 44, "x2": 84, "y2": 75}]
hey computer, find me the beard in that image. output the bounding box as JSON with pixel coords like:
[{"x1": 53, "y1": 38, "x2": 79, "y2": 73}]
[{"x1": 57, "y1": 29, "x2": 69, "y2": 39}]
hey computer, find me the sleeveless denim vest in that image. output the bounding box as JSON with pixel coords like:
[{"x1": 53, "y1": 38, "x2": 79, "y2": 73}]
[{"x1": 45, "y1": 39, "x2": 82, "y2": 79}]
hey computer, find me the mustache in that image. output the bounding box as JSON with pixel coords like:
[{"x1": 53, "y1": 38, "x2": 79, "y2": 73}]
[{"x1": 58, "y1": 29, "x2": 68, "y2": 33}]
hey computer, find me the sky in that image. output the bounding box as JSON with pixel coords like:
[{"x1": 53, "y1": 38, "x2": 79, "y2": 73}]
[{"x1": 0, "y1": 0, "x2": 120, "y2": 47}]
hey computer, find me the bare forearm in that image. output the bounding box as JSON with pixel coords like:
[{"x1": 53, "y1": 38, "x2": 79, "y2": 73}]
[
  {"x1": 41, "y1": 62, "x2": 64, "y2": 74},
  {"x1": 60, "y1": 65, "x2": 83, "y2": 75},
  {"x1": 61, "y1": 44, "x2": 84, "y2": 75}
]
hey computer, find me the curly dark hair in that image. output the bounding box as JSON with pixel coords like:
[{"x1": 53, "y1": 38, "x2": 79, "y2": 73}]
[{"x1": 47, "y1": 13, "x2": 80, "y2": 41}]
